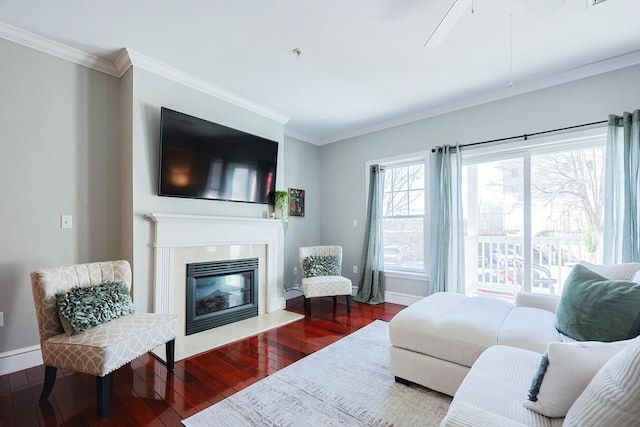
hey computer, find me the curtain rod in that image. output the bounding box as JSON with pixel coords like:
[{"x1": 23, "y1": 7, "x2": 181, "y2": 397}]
[{"x1": 431, "y1": 119, "x2": 608, "y2": 153}]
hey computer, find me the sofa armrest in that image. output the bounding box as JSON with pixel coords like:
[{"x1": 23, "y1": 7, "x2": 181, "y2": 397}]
[
  {"x1": 515, "y1": 292, "x2": 560, "y2": 313},
  {"x1": 440, "y1": 402, "x2": 529, "y2": 427}
]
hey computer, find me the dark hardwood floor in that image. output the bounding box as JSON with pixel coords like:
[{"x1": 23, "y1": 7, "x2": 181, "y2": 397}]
[{"x1": 0, "y1": 296, "x2": 404, "y2": 427}]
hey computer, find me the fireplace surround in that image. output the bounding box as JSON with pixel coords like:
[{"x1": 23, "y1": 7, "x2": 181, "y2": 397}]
[
  {"x1": 146, "y1": 213, "x2": 301, "y2": 362},
  {"x1": 147, "y1": 213, "x2": 285, "y2": 320}
]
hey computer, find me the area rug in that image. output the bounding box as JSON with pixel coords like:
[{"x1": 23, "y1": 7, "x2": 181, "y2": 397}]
[{"x1": 182, "y1": 320, "x2": 451, "y2": 426}]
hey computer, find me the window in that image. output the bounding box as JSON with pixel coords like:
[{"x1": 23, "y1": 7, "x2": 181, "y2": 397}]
[
  {"x1": 382, "y1": 161, "x2": 426, "y2": 272},
  {"x1": 462, "y1": 129, "x2": 606, "y2": 301}
]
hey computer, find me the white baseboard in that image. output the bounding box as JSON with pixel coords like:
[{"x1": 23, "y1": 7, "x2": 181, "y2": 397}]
[
  {"x1": 280, "y1": 287, "x2": 423, "y2": 307},
  {"x1": 384, "y1": 291, "x2": 424, "y2": 306},
  {"x1": 0, "y1": 345, "x2": 43, "y2": 376}
]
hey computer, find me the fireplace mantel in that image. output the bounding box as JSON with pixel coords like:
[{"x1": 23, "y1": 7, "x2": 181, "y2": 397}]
[{"x1": 147, "y1": 213, "x2": 285, "y2": 315}]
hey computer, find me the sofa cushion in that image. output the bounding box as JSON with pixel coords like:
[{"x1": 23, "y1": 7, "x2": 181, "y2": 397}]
[
  {"x1": 390, "y1": 293, "x2": 514, "y2": 368},
  {"x1": 442, "y1": 401, "x2": 530, "y2": 427},
  {"x1": 57, "y1": 281, "x2": 135, "y2": 335},
  {"x1": 390, "y1": 292, "x2": 569, "y2": 370},
  {"x1": 554, "y1": 264, "x2": 640, "y2": 342},
  {"x1": 498, "y1": 307, "x2": 567, "y2": 353},
  {"x1": 579, "y1": 260, "x2": 640, "y2": 281},
  {"x1": 563, "y1": 337, "x2": 640, "y2": 426},
  {"x1": 449, "y1": 345, "x2": 563, "y2": 427},
  {"x1": 522, "y1": 340, "x2": 627, "y2": 417}
]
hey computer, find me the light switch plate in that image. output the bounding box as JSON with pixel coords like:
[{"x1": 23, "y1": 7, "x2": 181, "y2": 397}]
[{"x1": 61, "y1": 215, "x2": 73, "y2": 229}]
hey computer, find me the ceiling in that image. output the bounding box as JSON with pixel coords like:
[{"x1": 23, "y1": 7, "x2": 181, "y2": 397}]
[{"x1": 1, "y1": 0, "x2": 639, "y2": 145}]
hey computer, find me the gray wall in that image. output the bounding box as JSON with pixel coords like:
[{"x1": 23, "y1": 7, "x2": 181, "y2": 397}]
[
  {"x1": 320, "y1": 65, "x2": 640, "y2": 299},
  {"x1": 0, "y1": 40, "x2": 122, "y2": 352},
  {"x1": 283, "y1": 135, "x2": 321, "y2": 294}
]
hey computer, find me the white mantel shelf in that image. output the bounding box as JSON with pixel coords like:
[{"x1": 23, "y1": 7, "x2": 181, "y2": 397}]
[{"x1": 146, "y1": 213, "x2": 285, "y2": 315}]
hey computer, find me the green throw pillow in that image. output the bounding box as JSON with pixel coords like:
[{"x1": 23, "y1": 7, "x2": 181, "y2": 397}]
[
  {"x1": 554, "y1": 264, "x2": 640, "y2": 342},
  {"x1": 57, "y1": 281, "x2": 135, "y2": 335},
  {"x1": 303, "y1": 255, "x2": 341, "y2": 277}
]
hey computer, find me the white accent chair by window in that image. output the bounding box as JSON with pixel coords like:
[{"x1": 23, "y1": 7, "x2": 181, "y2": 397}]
[
  {"x1": 299, "y1": 246, "x2": 352, "y2": 316},
  {"x1": 30, "y1": 260, "x2": 178, "y2": 418}
]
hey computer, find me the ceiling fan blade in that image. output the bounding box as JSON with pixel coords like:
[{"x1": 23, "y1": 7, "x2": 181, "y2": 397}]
[{"x1": 424, "y1": 0, "x2": 472, "y2": 48}]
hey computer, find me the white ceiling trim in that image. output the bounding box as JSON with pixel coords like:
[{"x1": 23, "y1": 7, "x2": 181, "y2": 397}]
[
  {"x1": 2, "y1": 20, "x2": 637, "y2": 144},
  {"x1": 284, "y1": 129, "x2": 318, "y2": 145},
  {"x1": 320, "y1": 50, "x2": 640, "y2": 145},
  {"x1": 0, "y1": 22, "x2": 119, "y2": 77},
  {"x1": 120, "y1": 49, "x2": 290, "y2": 125},
  {"x1": 0, "y1": 22, "x2": 289, "y2": 125}
]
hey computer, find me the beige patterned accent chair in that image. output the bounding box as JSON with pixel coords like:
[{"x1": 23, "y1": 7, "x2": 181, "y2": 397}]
[
  {"x1": 30, "y1": 260, "x2": 178, "y2": 418},
  {"x1": 299, "y1": 246, "x2": 352, "y2": 316}
]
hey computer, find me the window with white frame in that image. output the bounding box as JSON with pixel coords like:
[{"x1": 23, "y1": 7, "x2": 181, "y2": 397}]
[
  {"x1": 462, "y1": 128, "x2": 606, "y2": 301},
  {"x1": 381, "y1": 160, "x2": 426, "y2": 272}
]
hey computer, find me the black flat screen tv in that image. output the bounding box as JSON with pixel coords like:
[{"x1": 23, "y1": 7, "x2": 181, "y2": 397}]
[{"x1": 159, "y1": 107, "x2": 278, "y2": 204}]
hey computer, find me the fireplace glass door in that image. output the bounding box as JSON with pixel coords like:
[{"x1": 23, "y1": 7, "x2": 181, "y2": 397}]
[{"x1": 186, "y1": 258, "x2": 258, "y2": 335}]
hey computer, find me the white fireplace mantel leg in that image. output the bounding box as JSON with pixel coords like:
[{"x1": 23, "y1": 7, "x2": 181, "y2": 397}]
[{"x1": 153, "y1": 246, "x2": 174, "y2": 314}]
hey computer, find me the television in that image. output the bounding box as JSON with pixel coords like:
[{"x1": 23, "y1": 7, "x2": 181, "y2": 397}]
[{"x1": 158, "y1": 107, "x2": 278, "y2": 204}]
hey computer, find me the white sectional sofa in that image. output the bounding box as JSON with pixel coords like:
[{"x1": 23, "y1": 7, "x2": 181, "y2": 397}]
[
  {"x1": 389, "y1": 291, "x2": 568, "y2": 396},
  {"x1": 389, "y1": 261, "x2": 640, "y2": 426}
]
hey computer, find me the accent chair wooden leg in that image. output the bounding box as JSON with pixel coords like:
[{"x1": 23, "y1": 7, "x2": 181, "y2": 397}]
[
  {"x1": 96, "y1": 374, "x2": 111, "y2": 418},
  {"x1": 166, "y1": 339, "x2": 175, "y2": 372},
  {"x1": 304, "y1": 296, "x2": 311, "y2": 317},
  {"x1": 332, "y1": 296, "x2": 337, "y2": 307},
  {"x1": 39, "y1": 366, "x2": 57, "y2": 401},
  {"x1": 346, "y1": 295, "x2": 352, "y2": 313}
]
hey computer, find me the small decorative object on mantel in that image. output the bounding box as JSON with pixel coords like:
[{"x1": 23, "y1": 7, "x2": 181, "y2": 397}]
[
  {"x1": 274, "y1": 190, "x2": 289, "y2": 231},
  {"x1": 289, "y1": 188, "x2": 305, "y2": 217}
]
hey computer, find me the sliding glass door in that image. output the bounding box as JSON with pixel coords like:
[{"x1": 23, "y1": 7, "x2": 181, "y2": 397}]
[
  {"x1": 463, "y1": 158, "x2": 524, "y2": 299},
  {"x1": 462, "y1": 130, "x2": 606, "y2": 301}
]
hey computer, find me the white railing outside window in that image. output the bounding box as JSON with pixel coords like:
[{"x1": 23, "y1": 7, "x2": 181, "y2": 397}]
[{"x1": 462, "y1": 127, "x2": 606, "y2": 302}]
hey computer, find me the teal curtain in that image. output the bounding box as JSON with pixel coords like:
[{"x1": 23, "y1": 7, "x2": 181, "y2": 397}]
[
  {"x1": 603, "y1": 110, "x2": 640, "y2": 263},
  {"x1": 355, "y1": 165, "x2": 385, "y2": 304},
  {"x1": 430, "y1": 145, "x2": 465, "y2": 294}
]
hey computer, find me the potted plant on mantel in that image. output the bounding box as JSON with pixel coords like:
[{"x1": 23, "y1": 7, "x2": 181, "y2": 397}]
[{"x1": 271, "y1": 190, "x2": 289, "y2": 231}]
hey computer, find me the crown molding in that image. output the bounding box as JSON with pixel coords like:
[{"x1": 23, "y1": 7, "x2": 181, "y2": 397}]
[
  {"x1": 3, "y1": 20, "x2": 636, "y2": 142},
  {"x1": 319, "y1": 50, "x2": 640, "y2": 145},
  {"x1": 284, "y1": 129, "x2": 319, "y2": 145},
  {"x1": 113, "y1": 48, "x2": 133, "y2": 77},
  {"x1": 120, "y1": 49, "x2": 289, "y2": 125},
  {"x1": 0, "y1": 22, "x2": 120, "y2": 77},
  {"x1": 0, "y1": 23, "x2": 289, "y2": 125}
]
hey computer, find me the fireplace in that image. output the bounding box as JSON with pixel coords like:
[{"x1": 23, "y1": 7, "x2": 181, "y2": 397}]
[{"x1": 186, "y1": 258, "x2": 259, "y2": 335}]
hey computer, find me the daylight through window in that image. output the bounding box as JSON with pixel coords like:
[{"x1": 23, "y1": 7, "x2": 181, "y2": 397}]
[
  {"x1": 462, "y1": 129, "x2": 606, "y2": 301},
  {"x1": 382, "y1": 161, "x2": 426, "y2": 272}
]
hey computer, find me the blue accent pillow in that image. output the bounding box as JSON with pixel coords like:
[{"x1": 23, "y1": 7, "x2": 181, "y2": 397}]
[
  {"x1": 527, "y1": 352, "x2": 550, "y2": 402},
  {"x1": 303, "y1": 255, "x2": 341, "y2": 277},
  {"x1": 554, "y1": 264, "x2": 640, "y2": 342},
  {"x1": 57, "y1": 281, "x2": 135, "y2": 335}
]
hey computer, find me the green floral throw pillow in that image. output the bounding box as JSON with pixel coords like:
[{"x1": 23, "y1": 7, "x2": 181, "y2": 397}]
[
  {"x1": 303, "y1": 255, "x2": 341, "y2": 277},
  {"x1": 57, "y1": 281, "x2": 135, "y2": 335}
]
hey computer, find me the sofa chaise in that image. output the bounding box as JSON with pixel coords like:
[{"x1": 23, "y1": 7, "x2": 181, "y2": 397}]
[
  {"x1": 389, "y1": 261, "x2": 640, "y2": 426},
  {"x1": 389, "y1": 261, "x2": 640, "y2": 396}
]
